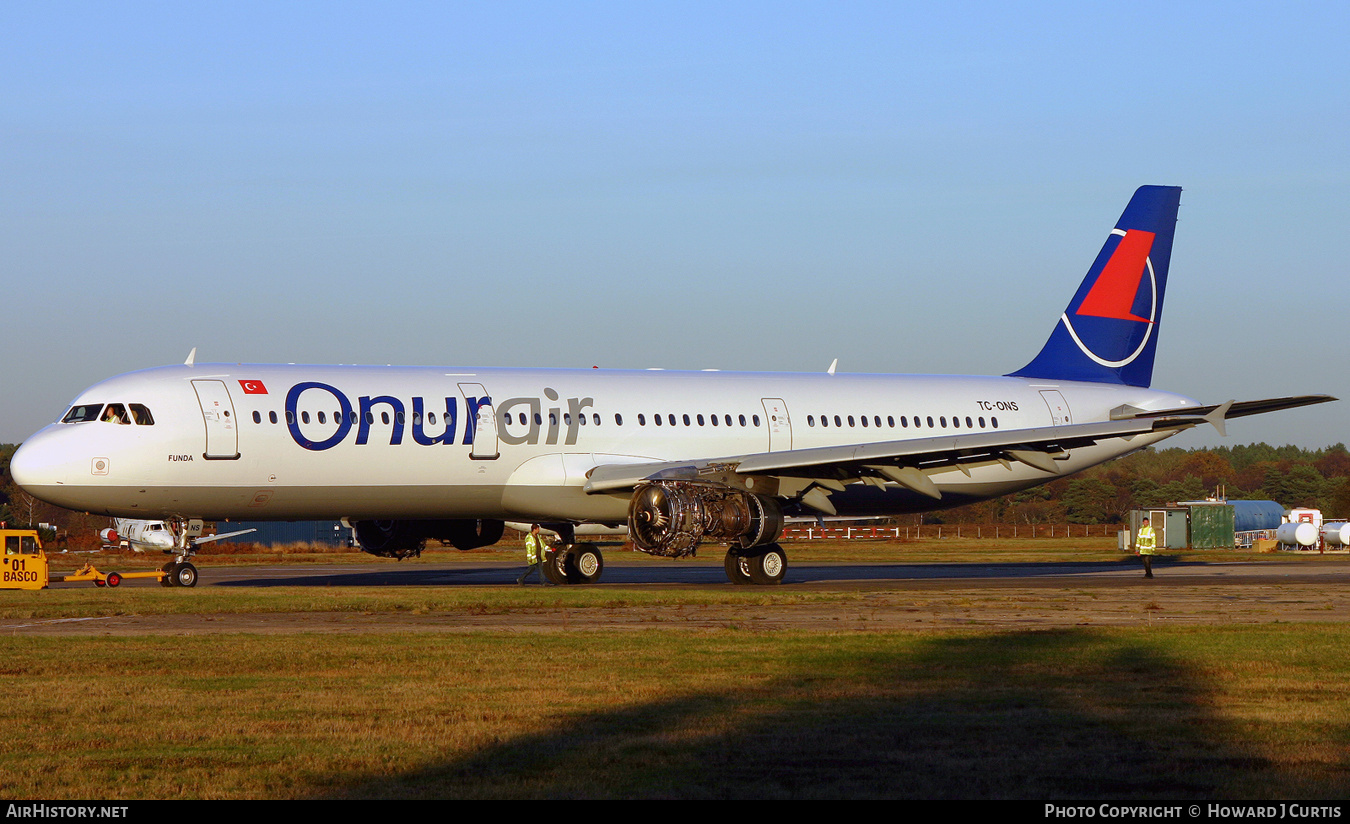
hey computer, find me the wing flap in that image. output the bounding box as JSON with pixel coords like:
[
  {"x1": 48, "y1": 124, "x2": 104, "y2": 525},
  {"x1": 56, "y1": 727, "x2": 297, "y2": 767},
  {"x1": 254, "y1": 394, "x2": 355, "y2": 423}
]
[{"x1": 583, "y1": 415, "x2": 1199, "y2": 495}]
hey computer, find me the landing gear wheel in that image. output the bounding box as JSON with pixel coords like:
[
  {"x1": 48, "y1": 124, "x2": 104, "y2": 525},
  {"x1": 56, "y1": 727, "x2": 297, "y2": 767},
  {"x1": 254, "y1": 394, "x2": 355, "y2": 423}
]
[
  {"x1": 724, "y1": 546, "x2": 754, "y2": 585},
  {"x1": 106, "y1": 572, "x2": 122, "y2": 588},
  {"x1": 748, "y1": 543, "x2": 787, "y2": 585},
  {"x1": 564, "y1": 544, "x2": 604, "y2": 584},
  {"x1": 172, "y1": 562, "x2": 198, "y2": 588},
  {"x1": 542, "y1": 546, "x2": 567, "y2": 586}
]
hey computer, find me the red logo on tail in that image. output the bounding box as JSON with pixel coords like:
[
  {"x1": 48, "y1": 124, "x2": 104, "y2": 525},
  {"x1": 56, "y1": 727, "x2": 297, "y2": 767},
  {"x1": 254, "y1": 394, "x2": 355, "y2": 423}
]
[{"x1": 1075, "y1": 230, "x2": 1155, "y2": 323}]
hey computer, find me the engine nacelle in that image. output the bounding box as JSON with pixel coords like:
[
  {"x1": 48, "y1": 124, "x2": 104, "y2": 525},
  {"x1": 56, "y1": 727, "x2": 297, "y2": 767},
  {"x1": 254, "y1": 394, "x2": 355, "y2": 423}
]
[
  {"x1": 352, "y1": 519, "x2": 506, "y2": 559},
  {"x1": 628, "y1": 481, "x2": 783, "y2": 558},
  {"x1": 99, "y1": 528, "x2": 120, "y2": 544}
]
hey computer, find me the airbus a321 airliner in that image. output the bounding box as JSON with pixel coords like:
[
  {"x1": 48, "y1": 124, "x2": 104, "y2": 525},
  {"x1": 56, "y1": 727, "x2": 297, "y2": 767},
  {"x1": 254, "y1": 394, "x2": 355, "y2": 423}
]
[{"x1": 11, "y1": 186, "x2": 1332, "y2": 586}]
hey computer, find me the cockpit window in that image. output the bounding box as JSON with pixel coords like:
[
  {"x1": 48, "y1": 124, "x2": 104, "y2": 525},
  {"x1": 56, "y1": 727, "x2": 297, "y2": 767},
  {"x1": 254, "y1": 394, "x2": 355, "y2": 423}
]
[
  {"x1": 62, "y1": 404, "x2": 104, "y2": 423},
  {"x1": 102, "y1": 404, "x2": 130, "y2": 424},
  {"x1": 129, "y1": 404, "x2": 155, "y2": 425}
]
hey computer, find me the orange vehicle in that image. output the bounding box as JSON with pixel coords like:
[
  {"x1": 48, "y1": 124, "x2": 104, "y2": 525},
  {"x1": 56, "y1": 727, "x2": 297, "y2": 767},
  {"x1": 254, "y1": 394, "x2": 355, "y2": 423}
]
[{"x1": 1, "y1": 528, "x2": 167, "y2": 589}]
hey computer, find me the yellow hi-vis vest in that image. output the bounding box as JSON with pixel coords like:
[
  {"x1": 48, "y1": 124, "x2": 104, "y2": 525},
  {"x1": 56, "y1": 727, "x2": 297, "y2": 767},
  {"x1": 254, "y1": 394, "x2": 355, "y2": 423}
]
[
  {"x1": 524, "y1": 533, "x2": 548, "y2": 564},
  {"x1": 1136, "y1": 525, "x2": 1157, "y2": 555}
]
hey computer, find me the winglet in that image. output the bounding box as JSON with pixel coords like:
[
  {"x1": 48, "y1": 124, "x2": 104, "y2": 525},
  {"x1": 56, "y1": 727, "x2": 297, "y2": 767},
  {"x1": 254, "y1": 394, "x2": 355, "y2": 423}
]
[
  {"x1": 1205, "y1": 400, "x2": 1235, "y2": 438},
  {"x1": 184, "y1": 347, "x2": 196, "y2": 366}
]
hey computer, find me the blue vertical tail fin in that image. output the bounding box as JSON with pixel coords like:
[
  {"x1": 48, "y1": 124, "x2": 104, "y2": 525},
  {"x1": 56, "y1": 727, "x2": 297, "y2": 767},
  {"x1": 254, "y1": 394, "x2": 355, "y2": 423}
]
[{"x1": 1008, "y1": 185, "x2": 1182, "y2": 387}]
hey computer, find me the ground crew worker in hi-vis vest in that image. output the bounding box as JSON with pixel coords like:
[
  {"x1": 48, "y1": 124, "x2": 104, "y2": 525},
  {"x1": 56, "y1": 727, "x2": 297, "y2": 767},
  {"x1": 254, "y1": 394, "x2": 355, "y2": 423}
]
[
  {"x1": 1135, "y1": 517, "x2": 1157, "y2": 578},
  {"x1": 518, "y1": 524, "x2": 552, "y2": 586}
]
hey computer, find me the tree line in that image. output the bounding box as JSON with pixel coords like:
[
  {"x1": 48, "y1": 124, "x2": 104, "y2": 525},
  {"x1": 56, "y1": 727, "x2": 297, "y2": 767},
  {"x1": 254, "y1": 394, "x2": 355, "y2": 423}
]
[{"x1": 934, "y1": 443, "x2": 1350, "y2": 525}]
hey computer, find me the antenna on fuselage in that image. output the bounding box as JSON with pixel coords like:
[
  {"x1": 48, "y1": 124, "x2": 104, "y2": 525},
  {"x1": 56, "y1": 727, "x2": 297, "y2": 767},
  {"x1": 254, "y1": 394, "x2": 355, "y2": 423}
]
[{"x1": 184, "y1": 347, "x2": 197, "y2": 366}]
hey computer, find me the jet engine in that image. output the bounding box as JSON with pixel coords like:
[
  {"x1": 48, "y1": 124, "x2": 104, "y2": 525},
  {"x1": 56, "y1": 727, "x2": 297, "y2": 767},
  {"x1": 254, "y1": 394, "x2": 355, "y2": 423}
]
[
  {"x1": 627, "y1": 481, "x2": 783, "y2": 558},
  {"x1": 353, "y1": 518, "x2": 506, "y2": 559},
  {"x1": 99, "y1": 528, "x2": 120, "y2": 544}
]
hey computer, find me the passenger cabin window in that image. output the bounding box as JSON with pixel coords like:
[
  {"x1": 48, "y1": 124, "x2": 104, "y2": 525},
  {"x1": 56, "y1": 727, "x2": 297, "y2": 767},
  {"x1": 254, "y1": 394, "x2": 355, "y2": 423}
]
[{"x1": 62, "y1": 404, "x2": 104, "y2": 423}]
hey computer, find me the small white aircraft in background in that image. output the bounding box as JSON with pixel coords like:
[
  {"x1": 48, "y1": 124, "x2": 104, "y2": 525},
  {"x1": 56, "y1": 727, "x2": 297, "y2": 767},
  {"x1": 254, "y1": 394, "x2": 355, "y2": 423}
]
[
  {"x1": 99, "y1": 518, "x2": 176, "y2": 552},
  {"x1": 12, "y1": 186, "x2": 1333, "y2": 586},
  {"x1": 97, "y1": 518, "x2": 255, "y2": 586}
]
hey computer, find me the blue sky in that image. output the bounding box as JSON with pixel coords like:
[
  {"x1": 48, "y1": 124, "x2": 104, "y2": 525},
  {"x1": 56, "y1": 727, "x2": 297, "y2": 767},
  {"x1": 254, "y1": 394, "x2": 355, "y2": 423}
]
[{"x1": 2, "y1": 1, "x2": 1346, "y2": 448}]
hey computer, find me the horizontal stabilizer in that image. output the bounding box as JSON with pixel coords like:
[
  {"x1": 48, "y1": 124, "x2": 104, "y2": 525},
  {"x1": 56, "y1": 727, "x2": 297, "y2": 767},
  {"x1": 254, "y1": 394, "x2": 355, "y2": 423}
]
[{"x1": 1111, "y1": 395, "x2": 1336, "y2": 424}]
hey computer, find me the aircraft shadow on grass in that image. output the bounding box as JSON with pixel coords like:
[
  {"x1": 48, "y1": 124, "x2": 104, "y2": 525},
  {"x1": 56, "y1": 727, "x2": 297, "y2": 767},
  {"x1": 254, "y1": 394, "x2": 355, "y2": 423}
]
[{"x1": 315, "y1": 629, "x2": 1349, "y2": 799}]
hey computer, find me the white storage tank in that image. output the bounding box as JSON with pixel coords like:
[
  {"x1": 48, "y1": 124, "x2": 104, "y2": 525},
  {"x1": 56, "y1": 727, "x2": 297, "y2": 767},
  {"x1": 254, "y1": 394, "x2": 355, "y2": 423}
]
[
  {"x1": 1321, "y1": 522, "x2": 1350, "y2": 547},
  {"x1": 1277, "y1": 522, "x2": 1318, "y2": 547}
]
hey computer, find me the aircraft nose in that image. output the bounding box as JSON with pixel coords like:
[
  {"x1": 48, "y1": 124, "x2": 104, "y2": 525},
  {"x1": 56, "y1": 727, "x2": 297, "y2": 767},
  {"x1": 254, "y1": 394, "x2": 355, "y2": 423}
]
[
  {"x1": 10, "y1": 434, "x2": 53, "y2": 492},
  {"x1": 10, "y1": 427, "x2": 80, "y2": 502}
]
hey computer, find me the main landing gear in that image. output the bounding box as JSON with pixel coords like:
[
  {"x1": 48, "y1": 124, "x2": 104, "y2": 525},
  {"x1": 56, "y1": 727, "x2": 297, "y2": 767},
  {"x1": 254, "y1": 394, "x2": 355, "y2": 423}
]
[
  {"x1": 541, "y1": 543, "x2": 606, "y2": 585},
  {"x1": 530, "y1": 539, "x2": 789, "y2": 586},
  {"x1": 724, "y1": 543, "x2": 787, "y2": 585}
]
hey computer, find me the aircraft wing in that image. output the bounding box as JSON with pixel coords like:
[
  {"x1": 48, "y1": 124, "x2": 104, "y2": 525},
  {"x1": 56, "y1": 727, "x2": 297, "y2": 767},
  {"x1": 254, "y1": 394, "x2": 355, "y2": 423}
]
[{"x1": 584, "y1": 395, "x2": 1335, "y2": 513}]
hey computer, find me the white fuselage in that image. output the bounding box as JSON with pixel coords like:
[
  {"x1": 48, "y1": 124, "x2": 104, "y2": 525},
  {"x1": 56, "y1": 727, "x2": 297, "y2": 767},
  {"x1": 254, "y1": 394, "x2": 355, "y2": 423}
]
[
  {"x1": 112, "y1": 518, "x2": 176, "y2": 551},
  {"x1": 12, "y1": 363, "x2": 1196, "y2": 524}
]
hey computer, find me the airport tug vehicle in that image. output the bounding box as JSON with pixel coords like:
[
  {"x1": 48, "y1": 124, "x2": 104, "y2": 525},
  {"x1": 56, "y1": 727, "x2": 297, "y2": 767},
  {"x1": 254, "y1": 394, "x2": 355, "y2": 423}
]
[{"x1": 0, "y1": 528, "x2": 180, "y2": 589}]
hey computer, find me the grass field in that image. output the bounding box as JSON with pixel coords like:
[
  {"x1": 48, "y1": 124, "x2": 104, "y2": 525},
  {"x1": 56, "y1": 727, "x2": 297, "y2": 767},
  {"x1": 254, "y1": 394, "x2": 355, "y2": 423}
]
[
  {"x1": 7, "y1": 537, "x2": 1350, "y2": 799},
  {"x1": 2, "y1": 626, "x2": 1349, "y2": 799}
]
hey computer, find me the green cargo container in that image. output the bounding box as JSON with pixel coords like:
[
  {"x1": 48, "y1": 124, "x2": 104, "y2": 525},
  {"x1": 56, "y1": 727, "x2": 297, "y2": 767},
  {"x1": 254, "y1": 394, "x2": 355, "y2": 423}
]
[
  {"x1": 1129, "y1": 504, "x2": 1238, "y2": 549},
  {"x1": 1187, "y1": 503, "x2": 1236, "y2": 549}
]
